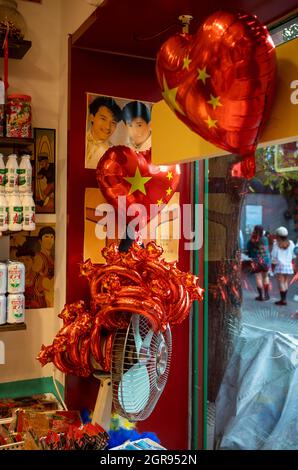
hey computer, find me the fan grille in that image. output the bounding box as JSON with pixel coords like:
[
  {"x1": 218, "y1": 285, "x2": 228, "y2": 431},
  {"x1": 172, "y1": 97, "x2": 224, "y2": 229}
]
[{"x1": 111, "y1": 314, "x2": 172, "y2": 421}]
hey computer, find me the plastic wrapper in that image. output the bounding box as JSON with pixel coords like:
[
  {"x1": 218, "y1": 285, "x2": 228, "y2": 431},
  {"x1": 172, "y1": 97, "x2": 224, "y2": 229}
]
[
  {"x1": 215, "y1": 322, "x2": 298, "y2": 450},
  {"x1": 14, "y1": 410, "x2": 108, "y2": 450}
]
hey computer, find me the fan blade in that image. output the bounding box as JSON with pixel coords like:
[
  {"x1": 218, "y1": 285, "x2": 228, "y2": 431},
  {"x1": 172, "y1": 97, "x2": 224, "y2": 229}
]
[
  {"x1": 118, "y1": 363, "x2": 150, "y2": 414},
  {"x1": 132, "y1": 314, "x2": 143, "y2": 354},
  {"x1": 138, "y1": 329, "x2": 154, "y2": 365}
]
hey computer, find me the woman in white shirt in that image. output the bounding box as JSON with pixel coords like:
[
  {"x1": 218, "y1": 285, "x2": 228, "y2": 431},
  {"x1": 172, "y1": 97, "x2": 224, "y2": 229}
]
[{"x1": 271, "y1": 226, "x2": 296, "y2": 305}]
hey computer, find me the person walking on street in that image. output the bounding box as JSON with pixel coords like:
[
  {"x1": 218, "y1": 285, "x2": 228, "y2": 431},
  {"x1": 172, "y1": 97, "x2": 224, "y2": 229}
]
[
  {"x1": 247, "y1": 225, "x2": 271, "y2": 301},
  {"x1": 271, "y1": 226, "x2": 296, "y2": 306}
]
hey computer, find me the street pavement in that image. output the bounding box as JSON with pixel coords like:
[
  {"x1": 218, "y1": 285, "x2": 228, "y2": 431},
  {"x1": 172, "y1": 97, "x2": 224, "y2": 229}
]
[{"x1": 242, "y1": 271, "x2": 298, "y2": 335}]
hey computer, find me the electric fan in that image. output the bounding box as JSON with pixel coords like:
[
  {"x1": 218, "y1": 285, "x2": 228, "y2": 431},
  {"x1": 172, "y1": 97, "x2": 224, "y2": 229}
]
[{"x1": 92, "y1": 313, "x2": 172, "y2": 430}]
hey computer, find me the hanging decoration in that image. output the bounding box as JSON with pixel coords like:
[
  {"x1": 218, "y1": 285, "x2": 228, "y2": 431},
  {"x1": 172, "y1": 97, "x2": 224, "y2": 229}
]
[
  {"x1": 156, "y1": 10, "x2": 277, "y2": 179},
  {"x1": 37, "y1": 242, "x2": 203, "y2": 376},
  {"x1": 2, "y1": 25, "x2": 9, "y2": 90},
  {"x1": 96, "y1": 146, "x2": 180, "y2": 229}
]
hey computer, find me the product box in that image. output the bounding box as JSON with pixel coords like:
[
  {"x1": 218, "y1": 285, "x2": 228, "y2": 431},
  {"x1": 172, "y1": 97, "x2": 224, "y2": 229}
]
[{"x1": 110, "y1": 437, "x2": 167, "y2": 450}]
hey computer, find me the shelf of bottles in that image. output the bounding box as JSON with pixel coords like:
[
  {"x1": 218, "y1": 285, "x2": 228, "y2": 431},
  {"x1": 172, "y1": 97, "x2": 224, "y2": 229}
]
[{"x1": 0, "y1": 152, "x2": 35, "y2": 234}]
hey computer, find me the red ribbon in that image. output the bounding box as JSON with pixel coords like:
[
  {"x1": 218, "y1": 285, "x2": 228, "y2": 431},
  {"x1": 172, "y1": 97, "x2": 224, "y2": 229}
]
[{"x1": 3, "y1": 24, "x2": 9, "y2": 90}]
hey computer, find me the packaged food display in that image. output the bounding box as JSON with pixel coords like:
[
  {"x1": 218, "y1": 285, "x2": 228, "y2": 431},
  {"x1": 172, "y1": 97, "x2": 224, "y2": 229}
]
[{"x1": 0, "y1": 394, "x2": 59, "y2": 419}]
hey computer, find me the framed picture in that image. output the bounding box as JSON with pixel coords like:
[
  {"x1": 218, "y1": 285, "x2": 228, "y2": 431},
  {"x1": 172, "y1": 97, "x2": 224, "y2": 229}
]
[
  {"x1": 85, "y1": 93, "x2": 152, "y2": 169},
  {"x1": 10, "y1": 224, "x2": 56, "y2": 309},
  {"x1": 34, "y1": 128, "x2": 56, "y2": 213},
  {"x1": 274, "y1": 140, "x2": 298, "y2": 173}
]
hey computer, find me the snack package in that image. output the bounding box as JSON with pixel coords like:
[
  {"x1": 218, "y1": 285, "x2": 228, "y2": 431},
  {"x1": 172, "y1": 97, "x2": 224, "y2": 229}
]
[
  {"x1": 22, "y1": 411, "x2": 51, "y2": 450},
  {"x1": 0, "y1": 394, "x2": 59, "y2": 419},
  {"x1": 9, "y1": 409, "x2": 108, "y2": 450},
  {"x1": 40, "y1": 422, "x2": 109, "y2": 450}
]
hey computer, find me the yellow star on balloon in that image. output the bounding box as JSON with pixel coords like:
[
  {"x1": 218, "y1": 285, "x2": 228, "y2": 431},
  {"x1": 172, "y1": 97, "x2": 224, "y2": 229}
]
[
  {"x1": 167, "y1": 171, "x2": 173, "y2": 181},
  {"x1": 205, "y1": 116, "x2": 218, "y2": 129},
  {"x1": 162, "y1": 75, "x2": 185, "y2": 115},
  {"x1": 208, "y1": 94, "x2": 222, "y2": 110},
  {"x1": 157, "y1": 198, "x2": 164, "y2": 207},
  {"x1": 197, "y1": 67, "x2": 210, "y2": 84},
  {"x1": 183, "y1": 55, "x2": 192, "y2": 70},
  {"x1": 166, "y1": 187, "x2": 173, "y2": 196},
  {"x1": 124, "y1": 167, "x2": 152, "y2": 195}
]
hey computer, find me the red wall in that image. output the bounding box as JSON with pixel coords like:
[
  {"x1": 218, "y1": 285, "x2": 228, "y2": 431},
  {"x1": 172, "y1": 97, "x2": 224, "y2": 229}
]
[{"x1": 66, "y1": 45, "x2": 194, "y2": 449}]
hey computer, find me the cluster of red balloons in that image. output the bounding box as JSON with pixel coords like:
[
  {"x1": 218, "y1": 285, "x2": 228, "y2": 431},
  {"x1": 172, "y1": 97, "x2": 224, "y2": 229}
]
[{"x1": 37, "y1": 242, "x2": 203, "y2": 377}]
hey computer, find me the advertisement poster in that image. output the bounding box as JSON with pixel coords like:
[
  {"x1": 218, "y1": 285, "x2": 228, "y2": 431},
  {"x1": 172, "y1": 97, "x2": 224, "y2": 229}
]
[
  {"x1": 85, "y1": 93, "x2": 152, "y2": 170},
  {"x1": 84, "y1": 188, "x2": 180, "y2": 264}
]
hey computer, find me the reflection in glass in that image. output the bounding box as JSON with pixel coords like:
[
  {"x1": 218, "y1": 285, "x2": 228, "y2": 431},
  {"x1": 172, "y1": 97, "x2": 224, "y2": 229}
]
[{"x1": 207, "y1": 141, "x2": 298, "y2": 450}]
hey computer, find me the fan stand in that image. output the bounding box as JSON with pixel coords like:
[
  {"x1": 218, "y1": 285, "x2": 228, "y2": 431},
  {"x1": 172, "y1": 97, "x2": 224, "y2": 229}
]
[{"x1": 91, "y1": 372, "x2": 113, "y2": 432}]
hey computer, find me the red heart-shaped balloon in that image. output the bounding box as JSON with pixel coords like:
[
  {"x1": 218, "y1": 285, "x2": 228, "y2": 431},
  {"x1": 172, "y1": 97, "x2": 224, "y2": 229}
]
[
  {"x1": 156, "y1": 10, "x2": 277, "y2": 178},
  {"x1": 96, "y1": 146, "x2": 180, "y2": 229}
]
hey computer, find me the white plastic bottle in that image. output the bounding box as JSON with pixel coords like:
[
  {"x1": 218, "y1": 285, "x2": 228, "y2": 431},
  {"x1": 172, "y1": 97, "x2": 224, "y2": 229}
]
[
  {"x1": 8, "y1": 191, "x2": 23, "y2": 231},
  {"x1": 0, "y1": 153, "x2": 7, "y2": 191},
  {"x1": 22, "y1": 191, "x2": 35, "y2": 231},
  {"x1": 0, "y1": 192, "x2": 8, "y2": 231},
  {"x1": 5, "y1": 154, "x2": 19, "y2": 193},
  {"x1": 18, "y1": 154, "x2": 32, "y2": 192}
]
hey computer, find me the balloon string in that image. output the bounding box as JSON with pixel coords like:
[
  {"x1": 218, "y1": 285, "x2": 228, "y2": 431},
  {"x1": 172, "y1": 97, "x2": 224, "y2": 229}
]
[
  {"x1": 134, "y1": 22, "x2": 179, "y2": 41},
  {"x1": 2, "y1": 23, "x2": 9, "y2": 90}
]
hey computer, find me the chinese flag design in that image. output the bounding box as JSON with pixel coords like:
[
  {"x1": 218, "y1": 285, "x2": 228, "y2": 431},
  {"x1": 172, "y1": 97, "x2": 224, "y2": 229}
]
[
  {"x1": 96, "y1": 146, "x2": 180, "y2": 224},
  {"x1": 156, "y1": 10, "x2": 276, "y2": 178}
]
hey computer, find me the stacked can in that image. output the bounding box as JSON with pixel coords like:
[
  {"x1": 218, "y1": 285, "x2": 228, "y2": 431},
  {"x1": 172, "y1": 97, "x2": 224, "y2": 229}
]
[
  {"x1": 0, "y1": 261, "x2": 25, "y2": 325},
  {"x1": 0, "y1": 262, "x2": 7, "y2": 324}
]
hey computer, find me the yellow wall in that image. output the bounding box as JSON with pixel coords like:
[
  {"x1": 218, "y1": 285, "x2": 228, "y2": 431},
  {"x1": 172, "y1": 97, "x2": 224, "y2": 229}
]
[{"x1": 0, "y1": 0, "x2": 95, "y2": 383}]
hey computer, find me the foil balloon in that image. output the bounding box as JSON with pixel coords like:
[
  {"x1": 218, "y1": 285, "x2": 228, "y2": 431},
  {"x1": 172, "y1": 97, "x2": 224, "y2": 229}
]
[
  {"x1": 37, "y1": 242, "x2": 203, "y2": 377},
  {"x1": 96, "y1": 146, "x2": 180, "y2": 229},
  {"x1": 156, "y1": 10, "x2": 277, "y2": 178}
]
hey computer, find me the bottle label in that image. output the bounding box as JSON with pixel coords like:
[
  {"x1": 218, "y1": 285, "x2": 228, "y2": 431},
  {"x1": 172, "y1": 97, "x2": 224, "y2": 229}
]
[
  {"x1": 0, "y1": 206, "x2": 8, "y2": 227},
  {"x1": 8, "y1": 169, "x2": 18, "y2": 187},
  {"x1": 0, "y1": 168, "x2": 7, "y2": 186},
  {"x1": 23, "y1": 206, "x2": 35, "y2": 227},
  {"x1": 18, "y1": 169, "x2": 32, "y2": 188},
  {"x1": 17, "y1": 169, "x2": 25, "y2": 185},
  {"x1": 10, "y1": 206, "x2": 23, "y2": 224}
]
